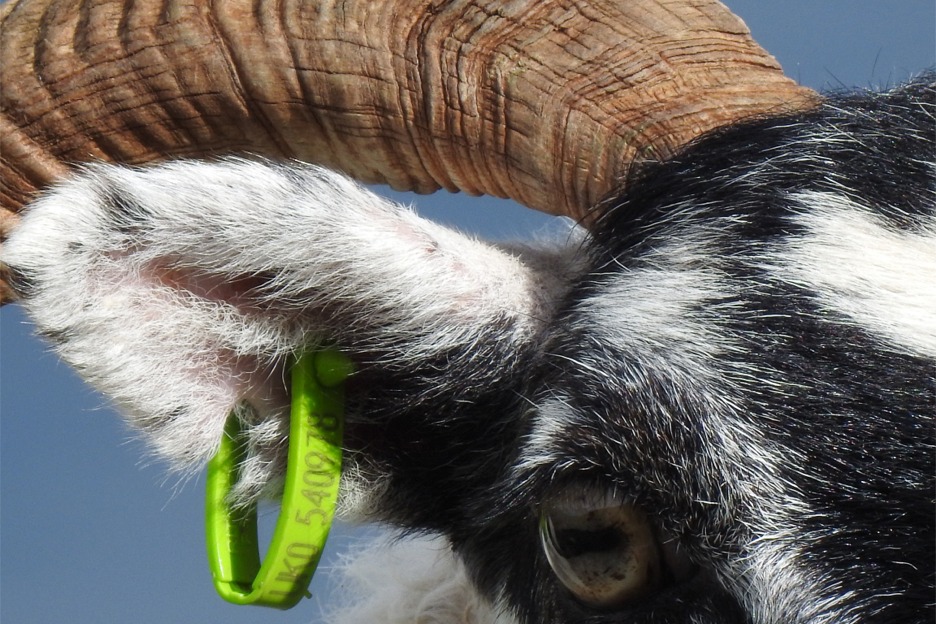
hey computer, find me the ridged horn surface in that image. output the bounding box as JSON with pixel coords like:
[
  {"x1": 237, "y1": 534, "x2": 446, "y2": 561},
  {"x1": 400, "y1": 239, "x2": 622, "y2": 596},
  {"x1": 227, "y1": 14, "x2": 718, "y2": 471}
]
[{"x1": 0, "y1": 0, "x2": 816, "y2": 301}]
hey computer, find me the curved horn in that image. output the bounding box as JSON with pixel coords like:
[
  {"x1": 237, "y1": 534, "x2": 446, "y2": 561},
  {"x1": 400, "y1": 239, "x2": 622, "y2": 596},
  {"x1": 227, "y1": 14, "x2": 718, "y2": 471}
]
[{"x1": 0, "y1": 0, "x2": 816, "y2": 300}]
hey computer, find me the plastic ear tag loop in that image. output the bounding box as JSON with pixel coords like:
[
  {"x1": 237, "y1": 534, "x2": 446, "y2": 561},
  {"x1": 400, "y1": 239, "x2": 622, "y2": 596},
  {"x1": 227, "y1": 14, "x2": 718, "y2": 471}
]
[{"x1": 205, "y1": 349, "x2": 352, "y2": 609}]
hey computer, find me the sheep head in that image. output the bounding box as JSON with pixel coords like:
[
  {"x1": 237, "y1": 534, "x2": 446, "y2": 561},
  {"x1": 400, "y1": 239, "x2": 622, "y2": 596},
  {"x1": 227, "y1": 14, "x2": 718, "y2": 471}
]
[{"x1": 8, "y1": 2, "x2": 929, "y2": 624}]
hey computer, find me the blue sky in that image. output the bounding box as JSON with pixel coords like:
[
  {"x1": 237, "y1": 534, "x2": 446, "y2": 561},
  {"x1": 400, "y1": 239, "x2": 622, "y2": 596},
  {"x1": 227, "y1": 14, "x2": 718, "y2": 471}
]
[{"x1": 2, "y1": 2, "x2": 933, "y2": 622}]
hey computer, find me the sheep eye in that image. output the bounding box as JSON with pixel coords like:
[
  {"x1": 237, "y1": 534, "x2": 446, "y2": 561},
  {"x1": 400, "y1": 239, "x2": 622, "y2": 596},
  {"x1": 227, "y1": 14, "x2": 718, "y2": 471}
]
[{"x1": 539, "y1": 493, "x2": 690, "y2": 609}]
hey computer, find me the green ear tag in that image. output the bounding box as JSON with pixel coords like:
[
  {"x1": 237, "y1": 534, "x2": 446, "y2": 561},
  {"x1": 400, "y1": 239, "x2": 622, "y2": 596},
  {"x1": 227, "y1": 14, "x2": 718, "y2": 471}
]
[{"x1": 205, "y1": 350, "x2": 352, "y2": 609}]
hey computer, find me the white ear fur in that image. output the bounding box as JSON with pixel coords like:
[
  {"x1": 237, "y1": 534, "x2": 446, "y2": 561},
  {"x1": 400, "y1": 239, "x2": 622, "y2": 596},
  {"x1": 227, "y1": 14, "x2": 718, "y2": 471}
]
[
  {"x1": 327, "y1": 532, "x2": 518, "y2": 624},
  {"x1": 2, "y1": 158, "x2": 582, "y2": 504}
]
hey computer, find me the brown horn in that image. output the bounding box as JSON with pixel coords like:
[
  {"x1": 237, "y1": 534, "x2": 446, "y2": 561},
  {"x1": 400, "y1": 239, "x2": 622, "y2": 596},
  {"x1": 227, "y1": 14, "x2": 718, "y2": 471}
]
[{"x1": 0, "y1": 0, "x2": 817, "y2": 301}]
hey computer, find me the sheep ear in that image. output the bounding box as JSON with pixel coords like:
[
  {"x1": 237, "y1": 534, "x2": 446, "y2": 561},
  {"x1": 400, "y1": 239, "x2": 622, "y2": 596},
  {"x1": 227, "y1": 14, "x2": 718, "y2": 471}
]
[{"x1": 2, "y1": 158, "x2": 582, "y2": 503}]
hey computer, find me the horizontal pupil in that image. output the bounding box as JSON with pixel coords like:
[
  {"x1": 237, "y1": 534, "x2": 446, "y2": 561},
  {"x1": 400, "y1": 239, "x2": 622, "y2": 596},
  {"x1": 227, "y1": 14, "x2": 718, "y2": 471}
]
[{"x1": 553, "y1": 526, "x2": 626, "y2": 558}]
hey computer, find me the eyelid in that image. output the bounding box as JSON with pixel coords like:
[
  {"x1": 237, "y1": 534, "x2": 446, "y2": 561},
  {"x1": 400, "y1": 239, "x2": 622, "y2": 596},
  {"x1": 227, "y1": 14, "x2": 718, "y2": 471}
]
[{"x1": 539, "y1": 483, "x2": 624, "y2": 515}]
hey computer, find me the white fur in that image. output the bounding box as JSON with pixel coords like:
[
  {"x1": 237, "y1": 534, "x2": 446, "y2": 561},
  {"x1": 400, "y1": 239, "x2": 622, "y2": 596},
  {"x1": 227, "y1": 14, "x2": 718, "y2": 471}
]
[
  {"x1": 739, "y1": 530, "x2": 864, "y2": 624},
  {"x1": 517, "y1": 394, "x2": 583, "y2": 474},
  {"x1": 327, "y1": 532, "x2": 517, "y2": 624},
  {"x1": 778, "y1": 190, "x2": 936, "y2": 359}
]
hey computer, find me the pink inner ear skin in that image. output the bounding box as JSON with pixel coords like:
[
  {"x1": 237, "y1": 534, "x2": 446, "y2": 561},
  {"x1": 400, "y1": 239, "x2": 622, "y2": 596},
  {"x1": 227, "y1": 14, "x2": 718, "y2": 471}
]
[
  {"x1": 150, "y1": 259, "x2": 276, "y2": 315},
  {"x1": 122, "y1": 257, "x2": 297, "y2": 468}
]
